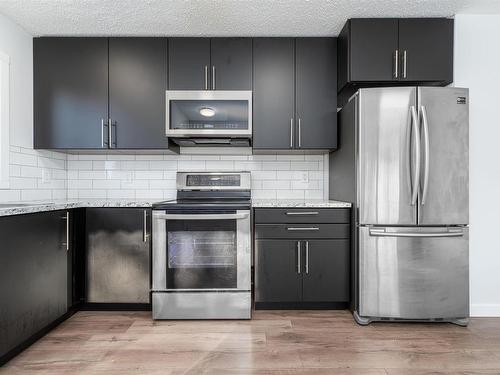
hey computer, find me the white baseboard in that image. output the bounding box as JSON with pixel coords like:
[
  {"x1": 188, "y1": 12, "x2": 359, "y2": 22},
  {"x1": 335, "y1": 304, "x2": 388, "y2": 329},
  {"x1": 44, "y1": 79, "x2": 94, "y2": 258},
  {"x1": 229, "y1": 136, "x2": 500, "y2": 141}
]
[{"x1": 470, "y1": 304, "x2": 500, "y2": 317}]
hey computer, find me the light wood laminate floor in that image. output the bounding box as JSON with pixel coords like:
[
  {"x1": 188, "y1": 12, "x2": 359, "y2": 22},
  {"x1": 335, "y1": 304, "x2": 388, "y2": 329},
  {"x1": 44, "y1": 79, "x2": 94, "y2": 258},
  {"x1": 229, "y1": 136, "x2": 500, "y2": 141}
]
[{"x1": 2, "y1": 310, "x2": 500, "y2": 374}]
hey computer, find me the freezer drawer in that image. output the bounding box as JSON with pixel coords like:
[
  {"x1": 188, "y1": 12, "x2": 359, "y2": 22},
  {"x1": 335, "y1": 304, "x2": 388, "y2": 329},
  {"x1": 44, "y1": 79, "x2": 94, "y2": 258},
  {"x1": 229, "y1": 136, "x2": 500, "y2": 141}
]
[{"x1": 358, "y1": 226, "x2": 469, "y2": 320}]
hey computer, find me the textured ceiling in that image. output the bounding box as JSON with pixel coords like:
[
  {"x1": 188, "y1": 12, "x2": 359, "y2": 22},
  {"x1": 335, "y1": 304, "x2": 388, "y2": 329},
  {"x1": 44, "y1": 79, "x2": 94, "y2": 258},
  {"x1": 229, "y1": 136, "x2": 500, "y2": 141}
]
[{"x1": 0, "y1": 0, "x2": 499, "y2": 37}]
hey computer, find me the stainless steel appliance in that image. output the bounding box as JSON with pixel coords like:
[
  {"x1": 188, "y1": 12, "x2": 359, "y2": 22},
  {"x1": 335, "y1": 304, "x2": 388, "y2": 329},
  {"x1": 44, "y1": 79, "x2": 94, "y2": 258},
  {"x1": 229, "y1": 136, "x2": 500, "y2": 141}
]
[
  {"x1": 165, "y1": 90, "x2": 252, "y2": 147},
  {"x1": 330, "y1": 86, "x2": 469, "y2": 325},
  {"x1": 152, "y1": 172, "x2": 252, "y2": 319}
]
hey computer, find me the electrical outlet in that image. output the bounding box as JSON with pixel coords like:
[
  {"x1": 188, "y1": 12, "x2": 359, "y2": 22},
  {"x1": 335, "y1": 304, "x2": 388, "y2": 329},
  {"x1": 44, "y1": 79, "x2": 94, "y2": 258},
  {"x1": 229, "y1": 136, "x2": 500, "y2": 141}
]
[
  {"x1": 42, "y1": 169, "x2": 51, "y2": 184},
  {"x1": 301, "y1": 172, "x2": 309, "y2": 183}
]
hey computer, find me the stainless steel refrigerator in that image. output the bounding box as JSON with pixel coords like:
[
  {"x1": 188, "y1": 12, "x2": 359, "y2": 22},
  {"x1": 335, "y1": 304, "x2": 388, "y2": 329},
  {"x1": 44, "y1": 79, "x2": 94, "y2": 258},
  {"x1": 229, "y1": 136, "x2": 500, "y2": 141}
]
[{"x1": 329, "y1": 86, "x2": 469, "y2": 326}]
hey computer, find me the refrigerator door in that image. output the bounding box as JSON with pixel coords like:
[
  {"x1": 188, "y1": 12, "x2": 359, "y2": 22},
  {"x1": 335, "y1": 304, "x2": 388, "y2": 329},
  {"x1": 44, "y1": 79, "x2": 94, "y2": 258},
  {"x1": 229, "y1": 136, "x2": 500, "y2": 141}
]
[
  {"x1": 358, "y1": 226, "x2": 469, "y2": 320},
  {"x1": 417, "y1": 87, "x2": 469, "y2": 225},
  {"x1": 358, "y1": 87, "x2": 417, "y2": 225}
]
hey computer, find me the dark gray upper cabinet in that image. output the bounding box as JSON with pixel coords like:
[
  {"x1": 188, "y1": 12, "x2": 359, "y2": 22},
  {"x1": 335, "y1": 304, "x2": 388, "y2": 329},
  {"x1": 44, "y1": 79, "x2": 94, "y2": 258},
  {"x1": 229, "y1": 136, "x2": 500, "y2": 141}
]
[
  {"x1": 0, "y1": 211, "x2": 68, "y2": 360},
  {"x1": 295, "y1": 38, "x2": 337, "y2": 150},
  {"x1": 338, "y1": 18, "x2": 454, "y2": 94},
  {"x1": 109, "y1": 38, "x2": 169, "y2": 149},
  {"x1": 302, "y1": 240, "x2": 349, "y2": 302},
  {"x1": 168, "y1": 38, "x2": 211, "y2": 90},
  {"x1": 253, "y1": 38, "x2": 337, "y2": 150},
  {"x1": 398, "y1": 18, "x2": 454, "y2": 83},
  {"x1": 210, "y1": 38, "x2": 252, "y2": 90},
  {"x1": 34, "y1": 38, "x2": 109, "y2": 149}
]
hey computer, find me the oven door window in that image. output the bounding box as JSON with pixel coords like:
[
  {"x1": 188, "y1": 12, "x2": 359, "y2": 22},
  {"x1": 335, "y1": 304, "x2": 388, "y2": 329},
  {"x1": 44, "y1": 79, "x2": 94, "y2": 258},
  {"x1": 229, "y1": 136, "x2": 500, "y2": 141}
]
[{"x1": 166, "y1": 218, "x2": 237, "y2": 289}]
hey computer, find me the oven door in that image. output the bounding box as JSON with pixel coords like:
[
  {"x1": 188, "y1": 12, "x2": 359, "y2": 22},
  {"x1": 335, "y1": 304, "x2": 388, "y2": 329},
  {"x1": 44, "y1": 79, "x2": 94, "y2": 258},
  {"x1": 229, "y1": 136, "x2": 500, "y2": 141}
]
[
  {"x1": 165, "y1": 90, "x2": 252, "y2": 138},
  {"x1": 152, "y1": 210, "x2": 251, "y2": 292}
]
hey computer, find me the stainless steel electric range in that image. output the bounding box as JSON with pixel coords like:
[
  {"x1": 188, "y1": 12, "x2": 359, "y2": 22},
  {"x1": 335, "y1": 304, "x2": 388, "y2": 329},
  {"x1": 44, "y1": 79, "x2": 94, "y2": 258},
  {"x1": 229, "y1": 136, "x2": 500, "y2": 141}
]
[{"x1": 151, "y1": 172, "x2": 252, "y2": 319}]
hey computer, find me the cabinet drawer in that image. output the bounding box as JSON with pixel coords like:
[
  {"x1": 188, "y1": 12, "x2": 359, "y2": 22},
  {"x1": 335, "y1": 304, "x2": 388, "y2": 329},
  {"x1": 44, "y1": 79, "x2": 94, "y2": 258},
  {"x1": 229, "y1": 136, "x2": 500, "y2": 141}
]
[
  {"x1": 254, "y1": 208, "x2": 349, "y2": 224},
  {"x1": 255, "y1": 224, "x2": 349, "y2": 239}
]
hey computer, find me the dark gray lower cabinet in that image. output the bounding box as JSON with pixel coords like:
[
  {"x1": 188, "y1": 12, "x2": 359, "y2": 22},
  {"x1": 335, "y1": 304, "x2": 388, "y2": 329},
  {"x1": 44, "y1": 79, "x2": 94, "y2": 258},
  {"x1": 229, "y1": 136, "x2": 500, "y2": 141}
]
[
  {"x1": 85, "y1": 208, "x2": 150, "y2": 304},
  {"x1": 302, "y1": 240, "x2": 349, "y2": 302},
  {"x1": 255, "y1": 240, "x2": 302, "y2": 302},
  {"x1": 0, "y1": 211, "x2": 69, "y2": 360}
]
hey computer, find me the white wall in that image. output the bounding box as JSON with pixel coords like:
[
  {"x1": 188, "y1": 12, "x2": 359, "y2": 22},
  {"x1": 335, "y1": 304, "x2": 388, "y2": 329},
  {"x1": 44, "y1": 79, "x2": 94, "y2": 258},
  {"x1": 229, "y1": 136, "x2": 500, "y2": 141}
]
[
  {"x1": 0, "y1": 12, "x2": 67, "y2": 202},
  {"x1": 454, "y1": 14, "x2": 500, "y2": 317}
]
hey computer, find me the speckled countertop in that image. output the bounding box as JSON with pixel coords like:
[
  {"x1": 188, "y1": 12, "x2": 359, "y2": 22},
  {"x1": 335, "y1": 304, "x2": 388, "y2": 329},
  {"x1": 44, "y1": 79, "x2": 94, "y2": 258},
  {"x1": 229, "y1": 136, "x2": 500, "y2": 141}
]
[
  {"x1": 251, "y1": 199, "x2": 351, "y2": 208},
  {"x1": 0, "y1": 200, "x2": 157, "y2": 217},
  {"x1": 0, "y1": 198, "x2": 351, "y2": 217}
]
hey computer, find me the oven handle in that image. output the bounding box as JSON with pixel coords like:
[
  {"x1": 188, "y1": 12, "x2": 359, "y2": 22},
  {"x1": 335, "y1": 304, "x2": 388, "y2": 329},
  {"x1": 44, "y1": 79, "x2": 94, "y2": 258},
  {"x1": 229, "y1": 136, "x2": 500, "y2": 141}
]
[{"x1": 154, "y1": 213, "x2": 249, "y2": 221}]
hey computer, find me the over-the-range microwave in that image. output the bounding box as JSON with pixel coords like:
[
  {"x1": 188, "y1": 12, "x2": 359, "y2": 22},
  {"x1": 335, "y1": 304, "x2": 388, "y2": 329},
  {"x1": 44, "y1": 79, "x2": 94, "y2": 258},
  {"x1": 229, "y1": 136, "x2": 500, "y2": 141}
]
[{"x1": 165, "y1": 90, "x2": 252, "y2": 147}]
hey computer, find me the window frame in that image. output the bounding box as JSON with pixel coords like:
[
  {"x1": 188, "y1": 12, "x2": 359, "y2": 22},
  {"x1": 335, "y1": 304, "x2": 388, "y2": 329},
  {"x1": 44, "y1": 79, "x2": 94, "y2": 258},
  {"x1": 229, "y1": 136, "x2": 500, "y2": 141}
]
[{"x1": 0, "y1": 51, "x2": 10, "y2": 189}]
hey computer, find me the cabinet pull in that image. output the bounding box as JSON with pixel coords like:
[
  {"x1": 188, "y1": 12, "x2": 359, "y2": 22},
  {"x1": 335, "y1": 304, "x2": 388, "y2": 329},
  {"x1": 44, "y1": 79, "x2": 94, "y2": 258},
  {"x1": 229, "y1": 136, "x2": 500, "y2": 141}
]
[
  {"x1": 101, "y1": 119, "x2": 108, "y2": 148},
  {"x1": 305, "y1": 241, "x2": 309, "y2": 274},
  {"x1": 402, "y1": 50, "x2": 407, "y2": 79},
  {"x1": 143, "y1": 209, "x2": 148, "y2": 242},
  {"x1": 290, "y1": 118, "x2": 294, "y2": 148},
  {"x1": 297, "y1": 241, "x2": 301, "y2": 274},
  {"x1": 62, "y1": 211, "x2": 69, "y2": 251},
  {"x1": 108, "y1": 119, "x2": 113, "y2": 148},
  {"x1": 286, "y1": 211, "x2": 319, "y2": 216},
  {"x1": 394, "y1": 50, "x2": 399, "y2": 79},
  {"x1": 204, "y1": 65, "x2": 209, "y2": 90},
  {"x1": 287, "y1": 227, "x2": 320, "y2": 231},
  {"x1": 212, "y1": 65, "x2": 216, "y2": 90},
  {"x1": 298, "y1": 118, "x2": 302, "y2": 148}
]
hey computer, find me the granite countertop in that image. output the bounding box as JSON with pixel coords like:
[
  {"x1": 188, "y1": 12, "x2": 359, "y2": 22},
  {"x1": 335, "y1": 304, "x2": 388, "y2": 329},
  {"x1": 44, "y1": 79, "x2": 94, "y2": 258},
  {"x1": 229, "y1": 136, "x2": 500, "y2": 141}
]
[
  {"x1": 251, "y1": 199, "x2": 351, "y2": 208},
  {"x1": 0, "y1": 198, "x2": 351, "y2": 217},
  {"x1": 0, "y1": 200, "x2": 156, "y2": 217}
]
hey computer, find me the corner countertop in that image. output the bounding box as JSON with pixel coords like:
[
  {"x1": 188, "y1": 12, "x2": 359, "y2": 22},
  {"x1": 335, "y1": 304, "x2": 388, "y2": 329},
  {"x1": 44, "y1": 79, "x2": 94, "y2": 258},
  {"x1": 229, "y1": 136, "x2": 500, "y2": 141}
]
[
  {"x1": 0, "y1": 200, "x2": 156, "y2": 217},
  {"x1": 251, "y1": 199, "x2": 351, "y2": 208},
  {"x1": 0, "y1": 198, "x2": 351, "y2": 217}
]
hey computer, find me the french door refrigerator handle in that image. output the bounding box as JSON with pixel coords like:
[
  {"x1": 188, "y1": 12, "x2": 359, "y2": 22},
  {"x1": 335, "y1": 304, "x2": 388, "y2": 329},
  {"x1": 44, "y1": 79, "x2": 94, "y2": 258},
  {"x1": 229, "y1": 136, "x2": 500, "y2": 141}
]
[
  {"x1": 410, "y1": 105, "x2": 421, "y2": 206},
  {"x1": 297, "y1": 241, "x2": 301, "y2": 274},
  {"x1": 420, "y1": 105, "x2": 430, "y2": 205},
  {"x1": 369, "y1": 227, "x2": 464, "y2": 238}
]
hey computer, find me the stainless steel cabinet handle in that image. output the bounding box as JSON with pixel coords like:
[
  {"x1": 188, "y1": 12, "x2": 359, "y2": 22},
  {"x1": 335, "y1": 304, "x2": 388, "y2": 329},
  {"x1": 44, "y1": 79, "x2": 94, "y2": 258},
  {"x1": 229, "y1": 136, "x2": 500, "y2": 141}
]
[
  {"x1": 286, "y1": 211, "x2": 319, "y2": 216},
  {"x1": 212, "y1": 65, "x2": 216, "y2": 90},
  {"x1": 297, "y1": 241, "x2": 301, "y2": 274},
  {"x1": 101, "y1": 119, "x2": 106, "y2": 148},
  {"x1": 298, "y1": 118, "x2": 302, "y2": 148},
  {"x1": 420, "y1": 105, "x2": 430, "y2": 205},
  {"x1": 108, "y1": 118, "x2": 113, "y2": 148},
  {"x1": 402, "y1": 50, "x2": 407, "y2": 79},
  {"x1": 62, "y1": 211, "x2": 69, "y2": 251},
  {"x1": 410, "y1": 106, "x2": 420, "y2": 206},
  {"x1": 369, "y1": 228, "x2": 464, "y2": 238},
  {"x1": 112, "y1": 121, "x2": 117, "y2": 148},
  {"x1": 305, "y1": 241, "x2": 309, "y2": 274},
  {"x1": 394, "y1": 50, "x2": 399, "y2": 79},
  {"x1": 204, "y1": 65, "x2": 209, "y2": 90},
  {"x1": 143, "y1": 209, "x2": 148, "y2": 242},
  {"x1": 156, "y1": 213, "x2": 249, "y2": 220},
  {"x1": 287, "y1": 227, "x2": 320, "y2": 231},
  {"x1": 290, "y1": 118, "x2": 294, "y2": 148}
]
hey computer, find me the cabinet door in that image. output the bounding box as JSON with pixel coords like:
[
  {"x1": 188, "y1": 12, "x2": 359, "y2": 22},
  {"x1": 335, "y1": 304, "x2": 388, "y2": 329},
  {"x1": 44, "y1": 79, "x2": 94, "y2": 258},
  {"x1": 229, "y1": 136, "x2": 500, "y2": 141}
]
[
  {"x1": 210, "y1": 38, "x2": 252, "y2": 90},
  {"x1": 86, "y1": 208, "x2": 150, "y2": 304},
  {"x1": 0, "y1": 211, "x2": 68, "y2": 359},
  {"x1": 255, "y1": 240, "x2": 302, "y2": 302},
  {"x1": 253, "y1": 38, "x2": 295, "y2": 149},
  {"x1": 109, "y1": 38, "x2": 169, "y2": 149},
  {"x1": 349, "y1": 19, "x2": 399, "y2": 82},
  {"x1": 302, "y1": 240, "x2": 349, "y2": 302},
  {"x1": 168, "y1": 38, "x2": 211, "y2": 90},
  {"x1": 296, "y1": 38, "x2": 337, "y2": 149},
  {"x1": 398, "y1": 19, "x2": 453, "y2": 83},
  {"x1": 34, "y1": 38, "x2": 109, "y2": 149}
]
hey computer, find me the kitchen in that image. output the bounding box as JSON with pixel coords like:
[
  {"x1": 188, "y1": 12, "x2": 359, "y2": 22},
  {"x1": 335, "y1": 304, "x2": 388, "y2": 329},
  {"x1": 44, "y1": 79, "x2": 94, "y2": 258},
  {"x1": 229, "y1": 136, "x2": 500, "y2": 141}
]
[{"x1": 0, "y1": 1, "x2": 499, "y2": 373}]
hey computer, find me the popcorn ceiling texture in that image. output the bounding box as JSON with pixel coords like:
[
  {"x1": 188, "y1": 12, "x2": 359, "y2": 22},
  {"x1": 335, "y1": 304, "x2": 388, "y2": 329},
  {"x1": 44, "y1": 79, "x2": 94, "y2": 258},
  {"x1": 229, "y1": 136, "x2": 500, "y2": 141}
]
[{"x1": 0, "y1": 0, "x2": 481, "y2": 37}]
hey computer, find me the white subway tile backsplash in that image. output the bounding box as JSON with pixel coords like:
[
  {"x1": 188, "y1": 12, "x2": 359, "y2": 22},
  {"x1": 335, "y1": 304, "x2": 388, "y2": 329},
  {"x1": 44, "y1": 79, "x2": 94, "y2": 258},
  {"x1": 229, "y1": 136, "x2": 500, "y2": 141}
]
[
  {"x1": 262, "y1": 161, "x2": 290, "y2": 171},
  {"x1": 93, "y1": 180, "x2": 121, "y2": 189},
  {"x1": 108, "y1": 189, "x2": 135, "y2": 199},
  {"x1": 135, "y1": 170, "x2": 164, "y2": 179},
  {"x1": 150, "y1": 161, "x2": 177, "y2": 170},
  {"x1": 21, "y1": 189, "x2": 52, "y2": 201},
  {"x1": 290, "y1": 161, "x2": 320, "y2": 170},
  {"x1": 121, "y1": 180, "x2": 149, "y2": 189},
  {"x1": 11, "y1": 152, "x2": 37, "y2": 167},
  {"x1": 79, "y1": 170, "x2": 106, "y2": 180},
  {"x1": 68, "y1": 160, "x2": 93, "y2": 170},
  {"x1": 178, "y1": 160, "x2": 205, "y2": 171},
  {"x1": 206, "y1": 160, "x2": 233, "y2": 170},
  {"x1": 262, "y1": 180, "x2": 290, "y2": 190}
]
